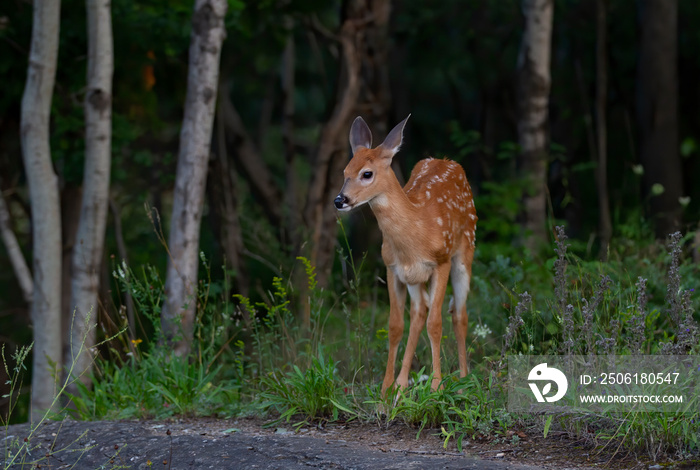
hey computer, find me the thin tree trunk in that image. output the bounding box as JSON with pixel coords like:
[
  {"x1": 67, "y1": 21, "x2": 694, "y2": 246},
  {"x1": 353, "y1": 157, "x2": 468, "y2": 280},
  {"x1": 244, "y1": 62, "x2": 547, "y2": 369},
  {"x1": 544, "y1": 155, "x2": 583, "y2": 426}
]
[
  {"x1": 359, "y1": 0, "x2": 392, "y2": 131},
  {"x1": 516, "y1": 0, "x2": 553, "y2": 249},
  {"x1": 279, "y1": 22, "x2": 315, "y2": 329},
  {"x1": 109, "y1": 197, "x2": 136, "y2": 338},
  {"x1": 219, "y1": 88, "x2": 282, "y2": 228},
  {"x1": 66, "y1": 0, "x2": 113, "y2": 390},
  {"x1": 303, "y1": 0, "x2": 373, "y2": 283},
  {"x1": 282, "y1": 21, "x2": 299, "y2": 250},
  {"x1": 161, "y1": 0, "x2": 227, "y2": 356},
  {"x1": 208, "y1": 94, "x2": 248, "y2": 296},
  {"x1": 0, "y1": 192, "x2": 33, "y2": 303},
  {"x1": 256, "y1": 72, "x2": 276, "y2": 151},
  {"x1": 20, "y1": 0, "x2": 62, "y2": 420},
  {"x1": 60, "y1": 186, "x2": 81, "y2": 371},
  {"x1": 636, "y1": 0, "x2": 682, "y2": 238},
  {"x1": 595, "y1": 0, "x2": 612, "y2": 258},
  {"x1": 345, "y1": 0, "x2": 393, "y2": 260}
]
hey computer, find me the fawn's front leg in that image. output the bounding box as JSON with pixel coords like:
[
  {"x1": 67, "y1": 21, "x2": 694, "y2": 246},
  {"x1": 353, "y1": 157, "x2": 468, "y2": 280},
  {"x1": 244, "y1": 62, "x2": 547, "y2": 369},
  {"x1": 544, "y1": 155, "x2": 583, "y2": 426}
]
[
  {"x1": 395, "y1": 283, "x2": 428, "y2": 390},
  {"x1": 382, "y1": 268, "x2": 406, "y2": 396}
]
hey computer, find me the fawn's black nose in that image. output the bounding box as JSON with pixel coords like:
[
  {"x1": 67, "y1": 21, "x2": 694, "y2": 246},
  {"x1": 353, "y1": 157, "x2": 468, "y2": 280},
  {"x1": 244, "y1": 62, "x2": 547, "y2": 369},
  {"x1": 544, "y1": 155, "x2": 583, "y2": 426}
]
[{"x1": 334, "y1": 194, "x2": 347, "y2": 209}]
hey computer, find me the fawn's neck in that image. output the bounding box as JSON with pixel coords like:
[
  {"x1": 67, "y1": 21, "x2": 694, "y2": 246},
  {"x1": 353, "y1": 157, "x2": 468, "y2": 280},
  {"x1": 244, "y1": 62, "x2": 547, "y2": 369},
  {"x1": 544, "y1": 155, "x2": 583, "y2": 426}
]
[{"x1": 369, "y1": 175, "x2": 422, "y2": 257}]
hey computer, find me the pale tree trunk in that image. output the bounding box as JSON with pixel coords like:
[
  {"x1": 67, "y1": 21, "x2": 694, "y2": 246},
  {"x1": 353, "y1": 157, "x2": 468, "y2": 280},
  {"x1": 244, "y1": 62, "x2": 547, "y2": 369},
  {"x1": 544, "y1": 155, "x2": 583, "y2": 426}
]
[
  {"x1": 636, "y1": 0, "x2": 682, "y2": 238},
  {"x1": 66, "y1": 0, "x2": 113, "y2": 391},
  {"x1": 20, "y1": 0, "x2": 62, "y2": 420},
  {"x1": 161, "y1": 0, "x2": 227, "y2": 356},
  {"x1": 0, "y1": 192, "x2": 33, "y2": 303},
  {"x1": 595, "y1": 0, "x2": 612, "y2": 259},
  {"x1": 516, "y1": 0, "x2": 553, "y2": 249}
]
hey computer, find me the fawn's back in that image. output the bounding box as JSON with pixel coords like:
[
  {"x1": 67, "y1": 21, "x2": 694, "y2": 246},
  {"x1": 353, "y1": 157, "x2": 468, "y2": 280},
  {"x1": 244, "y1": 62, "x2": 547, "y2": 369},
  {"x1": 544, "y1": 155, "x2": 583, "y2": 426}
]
[{"x1": 403, "y1": 157, "x2": 476, "y2": 259}]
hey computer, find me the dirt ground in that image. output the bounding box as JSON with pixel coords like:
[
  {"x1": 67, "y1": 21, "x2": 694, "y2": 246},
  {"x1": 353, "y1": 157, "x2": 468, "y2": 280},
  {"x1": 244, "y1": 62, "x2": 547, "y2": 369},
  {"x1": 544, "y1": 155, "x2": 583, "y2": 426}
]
[{"x1": 1, "y1": 417, "x2": 697, "y2": 469}]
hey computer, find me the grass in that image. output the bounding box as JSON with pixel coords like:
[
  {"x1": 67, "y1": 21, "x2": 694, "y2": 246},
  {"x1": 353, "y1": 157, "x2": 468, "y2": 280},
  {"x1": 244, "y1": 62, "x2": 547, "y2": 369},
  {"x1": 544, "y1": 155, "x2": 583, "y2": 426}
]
[
  {"x1": 69, "y1": 350, "x2": 239, "y2": 420},
  {"x1": 3, "y1": 226, "x2": 700, "y2": 466},
  {"x1": 258, "y1": 351, "x2": 349, "y2": 430}
]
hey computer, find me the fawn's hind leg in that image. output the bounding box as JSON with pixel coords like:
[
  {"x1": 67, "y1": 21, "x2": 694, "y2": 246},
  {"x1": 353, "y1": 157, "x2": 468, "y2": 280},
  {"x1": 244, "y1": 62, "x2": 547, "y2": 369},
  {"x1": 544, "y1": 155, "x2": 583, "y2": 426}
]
[{"x1": 450, "y1": 241, "x2": 474, "y2": 377}]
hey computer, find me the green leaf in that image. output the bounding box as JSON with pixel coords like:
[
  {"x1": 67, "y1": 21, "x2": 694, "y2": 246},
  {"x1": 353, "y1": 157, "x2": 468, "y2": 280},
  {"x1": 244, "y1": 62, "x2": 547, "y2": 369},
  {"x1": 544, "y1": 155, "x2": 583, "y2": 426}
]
[
  {"x1": 681, "y1": 138, "x2": 697, "y2": 157},
  {"x1": 543, "y1": 415, "x2": 553, "y2": 439}
]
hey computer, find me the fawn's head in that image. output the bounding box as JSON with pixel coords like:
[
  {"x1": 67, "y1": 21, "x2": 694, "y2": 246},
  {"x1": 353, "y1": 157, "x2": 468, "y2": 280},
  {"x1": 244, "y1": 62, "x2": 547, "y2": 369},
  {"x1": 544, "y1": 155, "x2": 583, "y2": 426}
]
[{"x1": 334, "y1": 115, "x2": 410, "y2": 211}]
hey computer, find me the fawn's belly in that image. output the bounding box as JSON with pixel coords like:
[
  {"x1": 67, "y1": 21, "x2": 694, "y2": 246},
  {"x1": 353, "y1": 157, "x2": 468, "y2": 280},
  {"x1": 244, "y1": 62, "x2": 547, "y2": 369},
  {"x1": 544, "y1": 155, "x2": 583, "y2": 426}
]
[{"x1": 390, "y1": 260, "x2": 436, "y2": 285}]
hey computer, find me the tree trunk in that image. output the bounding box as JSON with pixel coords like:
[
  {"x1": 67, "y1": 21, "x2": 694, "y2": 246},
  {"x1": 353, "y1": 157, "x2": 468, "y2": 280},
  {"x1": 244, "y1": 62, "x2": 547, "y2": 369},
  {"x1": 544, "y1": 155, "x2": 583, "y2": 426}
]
[
  {"x1": 110, "y1": 197, "x2": 136, "y2": 338},
  {"x1": 636, "y1": 0, "x2": 682, "y2": 238},
  {"x1": 344, "y1": 0, "x2": 393, "y2": 264},
  {"x1": 303, "y1": 22, "x2": 361, "y2": 284},
  {"x1": 60, "y1": 185, "x2": 81, "y2": 372},
  {"x1": 219, "y1": 86, "x2": 282, "y2": 228},
  {"x1": 357, "y1": 0, "x2": 392, "y2": 132},
  {"x1": 282, "y1": 21, "x2": 300, "y2": 250},
  {"x1": 304, "y1": 0, "x2": 392, "y2": 284},
  {"x1": 516, "y1": 0, "x2": 553, "y2": 249},
  {"x1": 66, "y1": 0, "x2": 113, "y2": 391},
  {"x1": 20, "y1": 0, "x2": 62, "y2": 420},
  {"x1": 207, "y1": 97, "x2": 248, "y2": 296},
  {"x1": 595, "y1": 0, "x2": 612, "y2": 258},
  {"x1": 161, "y1": 0, "x2": 227, "y2": 356}
]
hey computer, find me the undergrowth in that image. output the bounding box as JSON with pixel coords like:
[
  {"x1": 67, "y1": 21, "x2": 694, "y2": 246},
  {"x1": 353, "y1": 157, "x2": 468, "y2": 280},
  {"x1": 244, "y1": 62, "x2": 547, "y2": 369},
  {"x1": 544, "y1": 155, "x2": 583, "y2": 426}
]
[{"x1": 3, "y1": 226, "x2": 700, "y2": 466}]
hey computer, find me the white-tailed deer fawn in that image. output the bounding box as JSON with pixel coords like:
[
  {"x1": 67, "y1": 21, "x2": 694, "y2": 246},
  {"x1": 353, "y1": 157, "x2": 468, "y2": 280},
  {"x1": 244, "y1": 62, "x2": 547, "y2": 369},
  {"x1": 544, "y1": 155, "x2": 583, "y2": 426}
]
[{"x1": 334, "y1": 115, "x2": 477, "y2": 394}]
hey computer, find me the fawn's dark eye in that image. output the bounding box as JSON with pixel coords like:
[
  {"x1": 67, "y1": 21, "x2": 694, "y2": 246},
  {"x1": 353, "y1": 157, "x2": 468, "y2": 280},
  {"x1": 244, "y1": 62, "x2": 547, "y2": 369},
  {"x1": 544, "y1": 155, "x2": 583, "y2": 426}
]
[{"x1": 362, "y1": 171, "x2": 373, "y2": 180}]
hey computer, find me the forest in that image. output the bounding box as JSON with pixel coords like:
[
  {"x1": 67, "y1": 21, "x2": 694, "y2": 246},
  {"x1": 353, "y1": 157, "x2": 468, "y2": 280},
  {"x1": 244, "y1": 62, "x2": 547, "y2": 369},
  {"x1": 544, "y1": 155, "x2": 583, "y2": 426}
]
[{"x1": 1, "y1": 0, "x2": 700, "y2": 466}]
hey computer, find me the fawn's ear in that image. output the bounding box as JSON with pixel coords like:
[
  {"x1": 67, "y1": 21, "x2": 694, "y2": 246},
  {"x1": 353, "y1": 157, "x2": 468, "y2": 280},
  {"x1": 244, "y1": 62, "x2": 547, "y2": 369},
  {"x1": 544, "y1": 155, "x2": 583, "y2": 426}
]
[
  {"x1": 349, "y1": 116, "x2": 372, "y2": 154},
  {"x1": 378, "y1": 114, "x2": 411, "y2": 159}
]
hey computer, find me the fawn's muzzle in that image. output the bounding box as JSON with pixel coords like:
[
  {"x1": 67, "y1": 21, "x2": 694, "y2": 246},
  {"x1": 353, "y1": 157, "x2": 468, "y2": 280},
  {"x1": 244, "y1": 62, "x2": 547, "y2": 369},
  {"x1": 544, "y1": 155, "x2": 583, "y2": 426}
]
[{"x1": 334, "y1": 194, "x2": 348, "y2": 210}]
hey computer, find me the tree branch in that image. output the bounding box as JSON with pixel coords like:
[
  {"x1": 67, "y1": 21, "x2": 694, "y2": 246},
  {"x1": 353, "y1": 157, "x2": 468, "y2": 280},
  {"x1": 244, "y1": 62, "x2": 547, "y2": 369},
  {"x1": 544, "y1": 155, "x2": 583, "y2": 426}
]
[{"x1": 0, "y1": 190, "x2": 33, "y2": 304}]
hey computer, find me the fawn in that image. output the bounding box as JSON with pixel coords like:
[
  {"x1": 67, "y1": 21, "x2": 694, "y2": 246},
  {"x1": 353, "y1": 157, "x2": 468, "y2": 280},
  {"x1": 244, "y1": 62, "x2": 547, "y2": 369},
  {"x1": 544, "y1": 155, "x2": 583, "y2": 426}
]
[{"x1": 334, "y1": 115, "x2": 477, "y2": 394}]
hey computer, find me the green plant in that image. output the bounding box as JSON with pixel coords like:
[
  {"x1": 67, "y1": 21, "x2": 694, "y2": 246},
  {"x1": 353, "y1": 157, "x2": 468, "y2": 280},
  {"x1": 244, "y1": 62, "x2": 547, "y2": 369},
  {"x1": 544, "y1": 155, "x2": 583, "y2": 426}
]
[
  {"x1": 383, "y1": 371, "x2": 454, "y2": 436},
  {"x1": 1, "y1": 344, "x2": 32, "y2": 428},
  {"x1": 258, "y1": 351, "x2": 349, "y2": 430},
  {"x1": 233, "y1": 274, "x2": 301, "y2": 377},
  {"x1": 440, "y1": 373, "x2": 511, "y2": 451}
]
